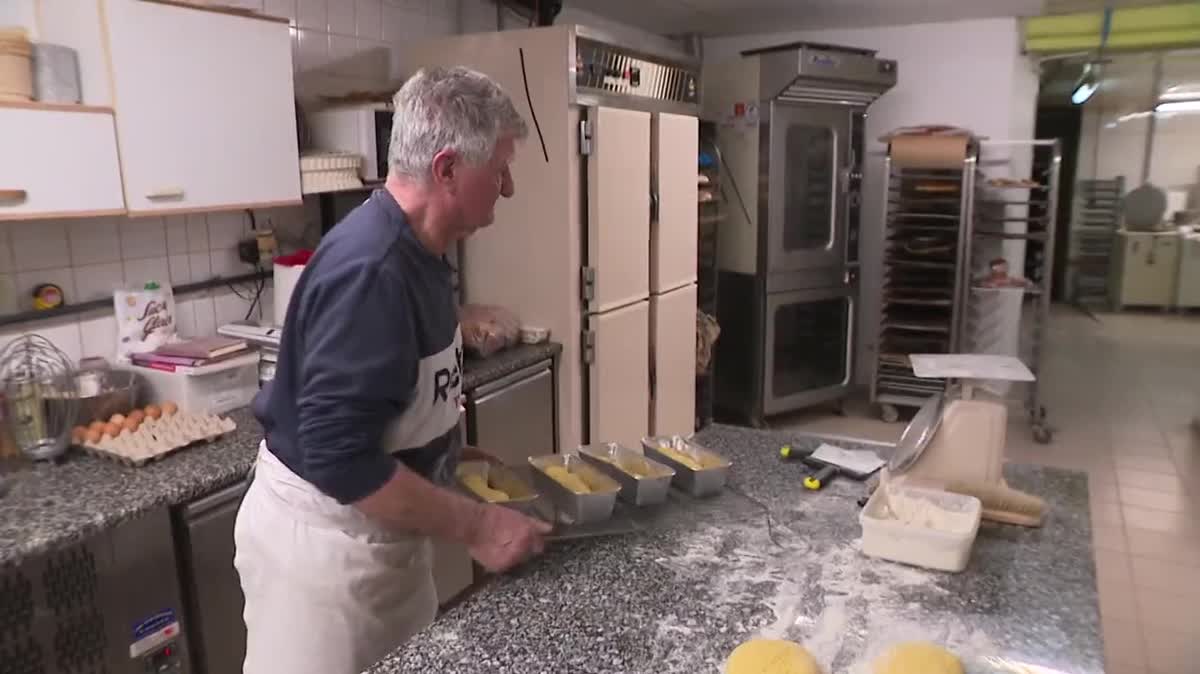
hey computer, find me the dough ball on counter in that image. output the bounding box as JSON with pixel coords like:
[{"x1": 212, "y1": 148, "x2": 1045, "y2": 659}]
[
  {"x1": 726, "y1": 639, "x2": 820, "y2": 674},
  {"x1": 872, "y1": 642, "x2": 962, "y2": 674},
  {"x1": 543, "y1": 465, "x2": 591, "y2": 494}
]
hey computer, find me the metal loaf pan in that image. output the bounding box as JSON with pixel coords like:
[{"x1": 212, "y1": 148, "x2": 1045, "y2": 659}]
[
  {"x1": 577, "y1": 442, "x2": 675, "y2": 506},
  {"x1": 641, "y1": 436, "x2": 731, "y2": 497},
  {"x1": 455, "y1": 460, "x2": 541, "y2": 515},
  {"x1": 528, "y1": 454, "x2": 621, "y2": 524}
]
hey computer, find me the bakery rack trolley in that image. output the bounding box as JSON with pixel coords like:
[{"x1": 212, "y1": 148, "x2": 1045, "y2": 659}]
[
  {"x1": 967, "y1": 139, "x2": 1062, "y2": 443},
  {"x1": 870, "y1": 142, "x2": 980, "y2": 424},
  {"x1": 1070, "y1": 177, "x2": 1123, "y2": 310}
]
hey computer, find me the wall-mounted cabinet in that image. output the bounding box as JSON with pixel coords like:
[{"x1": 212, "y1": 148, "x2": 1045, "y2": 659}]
[
  {"x1": 0, "y1": 105, "x2": 124, "y2": 220},
  {"x1": 102, "y1": 0, "x2": 302, "y2": 216}
]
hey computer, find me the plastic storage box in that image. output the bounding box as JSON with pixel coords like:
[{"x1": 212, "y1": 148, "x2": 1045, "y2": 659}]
[
  {"x1": 133, "y1": 351, "x2": 260, "y2": 415},
  {"x1": 860, "y1": 485, "x2": 982, "y2": 572}
]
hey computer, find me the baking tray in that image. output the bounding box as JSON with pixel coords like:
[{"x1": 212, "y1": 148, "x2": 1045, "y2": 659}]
[
  {"x1": 642, "y1": 436, "x2": 730, "y2": 498},
  {"x1": 577, "y1": 442, "x2": 675, "y2": 506},
  {"x1": 455, "y1": 460, "x2": 541, "y2": 515},
  {"x1": 528, "y1": 454, "x2": 621, "y2": 524}
]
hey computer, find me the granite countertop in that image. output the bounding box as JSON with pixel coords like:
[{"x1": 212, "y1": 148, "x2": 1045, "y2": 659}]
[
  {"x1": 0, "y1": 342, "x2": 561, "y2": 565},
  {"x1": 373, "y1": 425, "x2": 1102, "y2": 674}
]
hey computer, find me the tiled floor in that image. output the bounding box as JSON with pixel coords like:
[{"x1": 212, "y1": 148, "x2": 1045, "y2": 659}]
[{"x1": 778, "y1": 307, "x2": 1200, "y2": 674}]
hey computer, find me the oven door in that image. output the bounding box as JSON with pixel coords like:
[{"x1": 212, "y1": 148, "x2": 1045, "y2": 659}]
[
  {"x1": 765, "y1": 102, "x2": 851, "y2": 273},
  {"x1": 762, "y1": 285, "x2": 855, "y2": 415}
]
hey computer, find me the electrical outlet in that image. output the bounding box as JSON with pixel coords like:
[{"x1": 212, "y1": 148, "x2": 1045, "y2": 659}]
[{"x1": 237, "y1": 238, "x2": 260, "y2": 265}]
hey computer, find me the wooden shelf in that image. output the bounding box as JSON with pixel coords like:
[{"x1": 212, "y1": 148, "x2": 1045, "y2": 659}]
[{"x1": 0, "y1": 101, "x2": 114, "y2": 115}]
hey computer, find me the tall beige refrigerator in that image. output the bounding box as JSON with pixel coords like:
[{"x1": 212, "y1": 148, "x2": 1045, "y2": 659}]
[{"x1": 403, "y1": 25, "x2": 699, "y2": 451}]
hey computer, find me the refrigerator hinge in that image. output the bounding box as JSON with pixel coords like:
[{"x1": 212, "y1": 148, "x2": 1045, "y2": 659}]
[
  {"x1": 580, "y1": 329, "x2": 596, "y2": 364},
  {"x1": 580, "y1": 266, "x2": 596, "y2": 303},
  {"x1": 578, "y1": 120, "x2": 593, "y2": 156}
]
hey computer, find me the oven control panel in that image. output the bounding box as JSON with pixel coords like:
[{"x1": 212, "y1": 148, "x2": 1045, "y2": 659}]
[{"x1": 575, "y1": 38, "x2": 698, "y2": 105}]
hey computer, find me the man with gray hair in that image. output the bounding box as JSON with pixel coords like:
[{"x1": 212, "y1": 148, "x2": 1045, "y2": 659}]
[{"x1": 235, "y1": 66, "x2": 550, "y2": 674}]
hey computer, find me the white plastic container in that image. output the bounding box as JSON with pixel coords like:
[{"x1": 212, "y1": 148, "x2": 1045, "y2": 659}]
[
  {"x1": 859, "y1": 485, "x2": 982, "y2": 572},
  {"x1": 273, "y1": 262, "x2": 305, "y2": 327},
  {"x1": 133, "y1": 351, "x2": 261, "y2": 415}
]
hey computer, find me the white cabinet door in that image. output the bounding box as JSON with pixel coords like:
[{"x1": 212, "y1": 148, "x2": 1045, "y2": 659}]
[
  {"x1": 650, "y1": 284, "x2": 696, "y2": 437},
  {"x1": 587, "y1": 106, "x2": 650, "y2": 313},
  {"x1": 0, "y1": 108, "x2": 124, "y2": 220},
  {"x1": 652, "y1": 113, "x2": 698, "y2": 294},
  {"x1": 587, "y1": 301, "x2": 649, "y2": 447},
  {"x1": 104, "y1": 0, "x2": 300, "y2": 214}
]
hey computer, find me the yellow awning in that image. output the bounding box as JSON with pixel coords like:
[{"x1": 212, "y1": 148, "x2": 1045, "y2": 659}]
[{"x1": 1025, "y1": 4, "x2": 1200, "y2": 53}]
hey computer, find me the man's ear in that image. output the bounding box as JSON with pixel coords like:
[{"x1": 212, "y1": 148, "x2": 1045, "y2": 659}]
[{"x1": 431, "y1": 149, "x2": 456, "y2": 188}]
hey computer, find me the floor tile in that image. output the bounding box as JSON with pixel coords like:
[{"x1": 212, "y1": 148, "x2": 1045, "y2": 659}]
[
  {"x1": 1130, "y1": 557, "x2": 1200, "y2": 596},
  {"x1": 1122, "y1": 507, "x2": 1197, "y2": 537},
  {"x1": 1134, "y1": 588, "x2": 1200, "y2": 633},
  {"x1": 1089, "y1": 480, "x2": 1122, "y2": 505},
  {"x1": 1118, "y1": 486, "x2": 1192, "y2": 513},
  {"x1": 1116, "y1": 469, "x2": 1187, "y2": 494},
  {"x1": 1098, "y1": 578, "x2": 1137, "y2": 620},
  {"x1": 1095, "y1": 548, "x2": 1134, "y2": 586},
  {"x1": 1113, "y1": 455, "x2": 1180, "y2": 476},
  {"x1": 1143, "y1": 626, "x2": 1200, "y2": 674},
  {"x1": 1112, "y1": 443, "x2": 1173, "y2": 460},
  {"x1": 1127, "y1": 528, "x2": 1200, "y2": 566},
  {"x1": 1102, "y1": 615, "x2": 1147, "y2": 670},
  {"x1": 1093, "y1": 524, "x2": 1128, "y2": 554},
  {"x1": 1091, "y1": 499, "x2": 1125, "y2": 528}
]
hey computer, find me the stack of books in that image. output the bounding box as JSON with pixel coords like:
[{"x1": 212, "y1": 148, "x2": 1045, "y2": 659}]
[{"x1": 131, "y1": 336, "x2": 252, "y2": 373}]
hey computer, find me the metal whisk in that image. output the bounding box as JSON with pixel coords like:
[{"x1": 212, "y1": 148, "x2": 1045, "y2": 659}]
[{"x1": 0, "y1": 334, "x2": 78, "y2": 461}]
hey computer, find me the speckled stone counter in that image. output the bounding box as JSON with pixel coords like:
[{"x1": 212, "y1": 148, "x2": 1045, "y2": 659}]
[
  {"x1": 0, "y1": 342, "x2": 562, "y2": 565},
  {"x1": 463, "y1": 342, "x2": 560, "y2": 390},
  {"x1": 372, "y1": 425, "x2": 1101, "y2": 674}
]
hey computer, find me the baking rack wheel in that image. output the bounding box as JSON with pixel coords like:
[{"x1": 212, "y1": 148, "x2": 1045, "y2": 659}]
[
  {"x1": 1033, "y1": 424, "x2": 1053, "y2": 444},
  {"x1": 880, "y1": 404, "x2": 900, "y2": 424}
]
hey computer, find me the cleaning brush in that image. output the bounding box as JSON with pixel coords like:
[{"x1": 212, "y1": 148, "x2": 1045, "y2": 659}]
[{"x1": 943, "y1": 480, "x2": 1046, "y2": 527}]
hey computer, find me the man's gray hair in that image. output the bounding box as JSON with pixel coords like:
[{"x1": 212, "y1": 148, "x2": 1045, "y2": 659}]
[{"x1": 388, "y1": 66, "x2": 528, "y2": 182}]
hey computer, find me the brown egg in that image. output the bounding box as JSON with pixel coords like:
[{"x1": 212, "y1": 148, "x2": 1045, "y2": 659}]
[
  {"x1": 103, "y1": 422, "x2": 121, "y2": 437},
  {"x1": 86, "y1": 428, "x2": 103, "y2": 444},
  {"x1": 162, "y1": 401, "x2": 179, "y2": 416},
  {"x1": 144, "y1": 404, "x2": 161, "y2": 420},
  {"x1": 128, "y1": 409, "x2": 145, "y2": 424},
  {"x1": 122, "y1": 416, "x2": 140, "y2": 433},
  {"x1": 71, "y1": 426, "x2": 87, "y2": 443},
  {"x1": 88, "y1": 420, "x2": 106, "y2": 434},
  {"x1": 109, "y1": 413, "x2": 126, "y2": 425}
]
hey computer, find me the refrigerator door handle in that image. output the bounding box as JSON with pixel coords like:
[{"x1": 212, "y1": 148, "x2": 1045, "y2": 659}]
[{"x1": 650, "y1": 189, "x2": 660, "y2": 224}]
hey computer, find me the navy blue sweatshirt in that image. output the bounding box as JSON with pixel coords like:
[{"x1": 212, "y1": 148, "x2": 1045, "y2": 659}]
[{"x1": 253, "y1": 189, "x2": 463, "y2": 504}]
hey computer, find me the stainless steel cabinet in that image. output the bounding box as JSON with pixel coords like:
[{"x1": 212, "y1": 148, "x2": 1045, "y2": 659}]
[
  {"x1": 466, "y1": 361, "x2": 556, "y2": 464},
  {"x1": 174, "y1": 480, "x2": 249, "y2": 674}
]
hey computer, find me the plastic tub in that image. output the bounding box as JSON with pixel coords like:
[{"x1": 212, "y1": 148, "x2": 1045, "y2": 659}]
[{"x1": 859, "y1": 485, "x2": 982, "y2": 572}]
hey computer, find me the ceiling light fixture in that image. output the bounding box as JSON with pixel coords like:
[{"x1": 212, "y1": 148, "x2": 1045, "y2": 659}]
[
  {"x1": 1071, "y1": 63, "x2": 1100, "y2": 105},
  {"x1": 1155, "y1": 99, "x2": 1200, "y2": 113}
]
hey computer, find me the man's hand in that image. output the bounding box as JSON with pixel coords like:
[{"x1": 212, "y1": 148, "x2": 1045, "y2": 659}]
[{"x1": 467, "y1": 505, "x2": 553, "y2": 573}]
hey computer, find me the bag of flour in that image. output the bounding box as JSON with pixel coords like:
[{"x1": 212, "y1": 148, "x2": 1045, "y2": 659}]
[{"x1": 114, "y1": 281, "x2": 177, "y2": 360}]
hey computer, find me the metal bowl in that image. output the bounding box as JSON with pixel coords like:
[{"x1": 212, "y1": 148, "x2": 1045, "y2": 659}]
[{"x1": 75, "y1": 369, "x2": 139, "y2": 425}]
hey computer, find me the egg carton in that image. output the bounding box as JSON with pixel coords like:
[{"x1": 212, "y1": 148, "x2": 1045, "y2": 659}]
[{"x1": 79, "y1": 413, "x2": 237, "y2": 467}]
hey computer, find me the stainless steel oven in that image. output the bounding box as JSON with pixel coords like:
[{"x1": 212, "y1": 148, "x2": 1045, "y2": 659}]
[
  {"x1": 707, "y1": 41, "x2": 894, "y2": 425},
  {"x1": 763, "y1": 284, "x2": 856, "y2": 415}
]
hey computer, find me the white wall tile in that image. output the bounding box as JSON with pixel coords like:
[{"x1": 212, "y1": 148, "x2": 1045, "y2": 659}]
[
  {"x1": 15, "y1": 268, "x2": 76, "y2": 309},
  {"x1": 68, "y1": 217, "x2": 121, "y2": 266},
  {"x1": 295, "y1": 28, "x2": 331, "y2": 72},
  {"x1": 0, "y1": 229, "x2": 13, "y2": 274},
  {"x1": 297, "y1": 0, "x2": 327, "y2": 30},
  {"x1": 188, "y1": 252, "x2": 212, "y2": 282},
  {"x1": 165, "y1": 215, "x2": 189, "y2": 255},
  {"x1": 73, "y1": 262, "x2": 125, "y2": 302},
  {"x1": 175, "y1": 299, "x2": 198, "y2": 338},
  {"x1": 263, "y1": 0, "x2": 298, "y2": 24},
  {"x1": 213, "y1": 289, "x2": 251, "y2": 326},
  {"x1": 192, "y1": 295, "x2": 218, "y2": 336},
  {"x1": 207, "y1": 212, "x2": 248, "y2": 251},
  {"x1": 381, "y1": 3, "x2": 417, "y2": 41},
  {"x1": 327, "y1": 0, "x2": 356, "y2": 35},
  {"x1": 210, "y1": 247, "x2": 247, "y2": 277},
  {"x1": 426, "y1": 4, "x2": 455, "y2": 35},
  {"x1": 355, "y1": 0, "x2": 382, "y2": 39},
  {"x1": 123, "y1": 257, "x2": 170, "y2": 287},
  {"x1": 168, "y1": 254, "x2": 191, "y2": 285},
  {"x1": 119, "y1": 217, "x2": 168, "y2": 260},
  {"x1": 185, "y1": 215, "x2": 209, "y2": 253},
  {"x1": 0, "y1": 274, "x2": 17, "y2": 314},
  {"x1": 31, "y1": 319, "x2": 83, "y2": 365},
  {"x1": 78, "y1": 313, "x2": 118, "y2": 362},
  {"x1": 10, "y1": 220, "x2": 69, "y2": 271}
]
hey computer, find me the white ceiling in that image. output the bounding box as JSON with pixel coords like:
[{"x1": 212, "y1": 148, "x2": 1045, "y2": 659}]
[{"x1": 563, "y1": 0, "x2": 1045, "y2": 36}]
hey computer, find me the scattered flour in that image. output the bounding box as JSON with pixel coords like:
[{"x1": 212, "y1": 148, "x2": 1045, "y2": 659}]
[
  {"x1": 652, "y1": 499, "x2": 999, "y2": 674},
  {"x1": 881, "y1": 488, "x2": 976, "y2": 534}
]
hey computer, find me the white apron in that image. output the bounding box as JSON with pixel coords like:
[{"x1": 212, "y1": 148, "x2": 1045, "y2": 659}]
[{"x1": 234, "y1": 443, "x2": 437, "y2": 674}]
